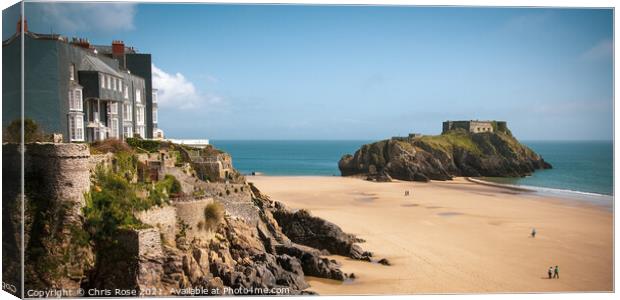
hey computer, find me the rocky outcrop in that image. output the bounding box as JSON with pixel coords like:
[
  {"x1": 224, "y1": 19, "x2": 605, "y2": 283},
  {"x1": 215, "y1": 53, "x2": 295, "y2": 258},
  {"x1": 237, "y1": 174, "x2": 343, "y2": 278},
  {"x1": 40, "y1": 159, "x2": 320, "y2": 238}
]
[
  {"x1": 156, "y1": 214, "x2": 350, "y2": 295},
  {"x1": 13, "y1": 142, "x2": 378, "y2": 296},
  {"x1": 271, "y1": 203, "x2": 372, "y2": 261},
  {"x1": 339, "y1": 129, "x2": 552, "y2": 182}
]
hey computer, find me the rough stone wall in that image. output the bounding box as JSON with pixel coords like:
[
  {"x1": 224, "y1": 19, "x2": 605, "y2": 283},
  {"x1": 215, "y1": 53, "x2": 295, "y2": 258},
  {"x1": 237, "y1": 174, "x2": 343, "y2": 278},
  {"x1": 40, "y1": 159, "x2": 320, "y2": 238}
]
[
  {"x1": 134, "y1": 229, "x2": 166, "y2": 292},
  {"x1": 2, "y1": 143, "x2": 24, "y2": 296},
  {"x1": 173, "y1": 197, "x2": 215, "y2": 243},
  {"x1": 135, "y1": 205, "x2": 177, "y2": 246},
  {"x1": 93, "y1": 228, "x2": 165, "y2": 294},
  {"x1": 443, "y1": 120, "x2": 494, "y2": 134},
  {"x1": 2, "y1": 143, "x2": 94, "y2": 293},
  {"x1": 89, "y1": 153, "x2": 114, "y2": 172},
  {"x1": 201, "y1": 182, "x2": 259, "y2": 224},
  {"x1": 24, "y1": 143, "x2": 91, "y2": 216},
  {"x1": 164, "y1": 165, "x2": 201, "y2": 194},
  {"x1": 469, "y1": 121, "x2": 493, "y2": 133}
]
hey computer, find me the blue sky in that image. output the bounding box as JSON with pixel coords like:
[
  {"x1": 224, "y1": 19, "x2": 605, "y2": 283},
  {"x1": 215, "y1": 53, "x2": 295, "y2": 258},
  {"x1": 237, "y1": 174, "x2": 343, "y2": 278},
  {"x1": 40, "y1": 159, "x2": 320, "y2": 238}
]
[{"x1": 3, "y1": 3, "x2": 614, "y2": 140}]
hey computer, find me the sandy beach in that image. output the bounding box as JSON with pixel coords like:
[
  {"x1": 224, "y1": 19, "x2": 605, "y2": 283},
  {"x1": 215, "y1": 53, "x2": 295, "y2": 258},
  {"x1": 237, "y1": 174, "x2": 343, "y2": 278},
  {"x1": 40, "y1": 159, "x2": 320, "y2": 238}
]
[{"x1": 248, "y1": 176, "x2": 613, "y2": 294}]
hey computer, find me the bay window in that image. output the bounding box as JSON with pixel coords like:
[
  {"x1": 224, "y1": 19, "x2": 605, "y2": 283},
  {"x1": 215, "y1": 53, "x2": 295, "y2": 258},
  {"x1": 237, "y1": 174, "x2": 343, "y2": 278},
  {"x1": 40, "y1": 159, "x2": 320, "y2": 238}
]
[
  {"x1": 68, "y1": 88, "x2": 83, "y2": 111},
  {"x1": 68, "y1": 114, "x2": 84, "y2": 142}
]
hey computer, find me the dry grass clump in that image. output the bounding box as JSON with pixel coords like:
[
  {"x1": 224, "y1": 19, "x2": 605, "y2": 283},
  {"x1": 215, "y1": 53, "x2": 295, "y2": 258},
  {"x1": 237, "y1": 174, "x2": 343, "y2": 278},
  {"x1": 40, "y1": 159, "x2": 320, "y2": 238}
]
[
  {"x1": 203, "y1": 202, "x2": 224, "y2": 231},
  {"x1": 91, "y1": 139, "x2": 132, "y2": 154}
]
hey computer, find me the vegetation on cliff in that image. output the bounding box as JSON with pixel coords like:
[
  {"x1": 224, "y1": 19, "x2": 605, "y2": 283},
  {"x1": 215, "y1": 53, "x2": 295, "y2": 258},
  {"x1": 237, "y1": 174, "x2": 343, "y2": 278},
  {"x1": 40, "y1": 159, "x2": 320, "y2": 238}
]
[
  {"x1": 3, "y1": 118, "x2": 47, "y2": 143},
  {"x1": 83, "y1": 151, "x2": 182, "y2": 244},
  {"x1": 339, "y1": 128, "x2": 552, "y2": 182}
]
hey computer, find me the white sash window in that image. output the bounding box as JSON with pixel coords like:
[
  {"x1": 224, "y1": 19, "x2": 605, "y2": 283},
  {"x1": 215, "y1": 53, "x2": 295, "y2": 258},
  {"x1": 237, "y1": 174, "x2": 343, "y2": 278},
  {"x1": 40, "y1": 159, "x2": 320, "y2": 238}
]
[
  {"x1": 69, "y1": 114, "x2": 84, "y2": 142},
  {"x1": 124, "y1": 125, "x2": 133, "y2": 138},
  {"x1": 108, "y1": 102, "x2": 118, "y2": 115},
  {"x1": 137, "y1": 106, "x2": 145, "y2": 125},
  {"x1": 68, "y1": 88, "x2": 83, "y2": 111},
  {"x1": 123, "y1": 103, "x2": 132, "y2": 121},
  {"x1": 110, "y1": 118, "x2": 119, "y2": 138}
]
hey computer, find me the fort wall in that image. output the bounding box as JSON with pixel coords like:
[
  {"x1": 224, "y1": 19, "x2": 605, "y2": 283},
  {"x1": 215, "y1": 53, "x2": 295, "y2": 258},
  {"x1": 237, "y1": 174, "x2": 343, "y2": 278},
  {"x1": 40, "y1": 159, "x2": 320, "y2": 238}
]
[
  {"x1": 135, "y1": 205, "x2": 177, "y2": 246},
  {"x1": 442, "y1": 120, "x2": 501, "y2": 134},
  {"x1": 173, "y1": 197, "x2": 215, "y2": 243},
  {"x1": 23, "y1": 143, "x2": 91, "y2": 219}
]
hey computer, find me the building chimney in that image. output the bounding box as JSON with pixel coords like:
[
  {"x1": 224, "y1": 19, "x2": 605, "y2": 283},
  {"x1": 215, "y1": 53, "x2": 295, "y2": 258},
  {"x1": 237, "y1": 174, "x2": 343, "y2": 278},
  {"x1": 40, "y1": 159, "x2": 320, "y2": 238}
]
[
  {"x1": 16, "y1": 15, "x2": 28, "y2": 34},
  {"x1": 71, "y1": 37, "x2": 91, "y2": 49},
  {"x1": 112, "y1": 40, "x2": 125, "y2": 56}
]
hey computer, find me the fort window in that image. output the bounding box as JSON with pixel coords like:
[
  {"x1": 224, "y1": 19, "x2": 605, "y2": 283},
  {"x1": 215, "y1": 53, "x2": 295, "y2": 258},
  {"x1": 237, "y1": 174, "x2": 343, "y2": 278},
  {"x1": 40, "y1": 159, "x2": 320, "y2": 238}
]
[
  {"x1": 124, "y1": 85, "x2": 129, "y2": 98},
  {"x1": 112, "y1": 76, "x2": 117, "y2": 90},
  {"x1": 100, "y1": 74, "x2": 105, "y2": 88},
  {"x1": 136, "y1": 88, "x2": 142, "y2": 103}
]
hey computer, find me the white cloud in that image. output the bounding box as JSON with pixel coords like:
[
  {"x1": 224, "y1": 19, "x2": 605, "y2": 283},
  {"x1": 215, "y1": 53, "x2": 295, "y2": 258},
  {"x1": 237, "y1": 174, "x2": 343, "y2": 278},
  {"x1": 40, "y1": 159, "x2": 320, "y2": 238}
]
[
  {"x1": 38, "y1": 3, "x2": 136, "y2": 33},
  {"x1": 581, "y1": 39, "x2": 613, "y2": 61},
  {"x1": 152, "y1": 64, "x2": 222, "y2": 110}
]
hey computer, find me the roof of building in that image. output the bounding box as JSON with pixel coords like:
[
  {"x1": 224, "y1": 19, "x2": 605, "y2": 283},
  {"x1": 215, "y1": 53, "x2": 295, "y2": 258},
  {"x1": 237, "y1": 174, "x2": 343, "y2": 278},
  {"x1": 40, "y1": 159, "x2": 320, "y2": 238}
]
[
  {"x1": 92, "y1": 44, "x2": 137, "y2": 55},
  {"x1": 80, "y1": 55, "x2": 123, "y2": 77}
]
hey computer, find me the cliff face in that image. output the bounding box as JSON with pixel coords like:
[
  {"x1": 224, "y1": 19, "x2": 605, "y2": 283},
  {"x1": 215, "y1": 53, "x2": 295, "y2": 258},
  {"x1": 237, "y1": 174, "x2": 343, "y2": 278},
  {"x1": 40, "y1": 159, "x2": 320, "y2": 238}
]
[
  {"x1": 8, "y1": 141, "x2": 378, "y2": 296},
  {"x1": 339, "y1": 129, "x2": 552, "y2": 182}
]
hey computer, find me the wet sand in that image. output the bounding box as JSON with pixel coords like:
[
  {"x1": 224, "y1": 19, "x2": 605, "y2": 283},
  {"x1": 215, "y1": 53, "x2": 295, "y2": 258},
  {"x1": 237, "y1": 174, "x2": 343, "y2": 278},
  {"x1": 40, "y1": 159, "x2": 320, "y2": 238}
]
[{"x1": 248, "y1": 176, "x2": 613, "y2": 294}]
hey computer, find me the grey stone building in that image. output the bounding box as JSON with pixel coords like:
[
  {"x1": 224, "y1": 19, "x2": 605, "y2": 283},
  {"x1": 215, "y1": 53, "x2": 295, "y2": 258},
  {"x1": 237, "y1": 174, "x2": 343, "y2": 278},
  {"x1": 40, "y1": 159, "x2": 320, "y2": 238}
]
[
  {"x1": 2, "y1": 18, "x2": 159, "y2": 142},
  {"x1": 442, "y1": 120, "x2": 507, "y2": 134}
]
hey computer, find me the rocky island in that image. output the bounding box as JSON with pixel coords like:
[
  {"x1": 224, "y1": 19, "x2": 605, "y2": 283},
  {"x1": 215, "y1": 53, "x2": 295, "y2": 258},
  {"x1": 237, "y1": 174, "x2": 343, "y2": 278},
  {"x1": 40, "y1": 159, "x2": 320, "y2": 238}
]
[{"x1": 339, "y1": 120, "x2": 552, "y2": 182}]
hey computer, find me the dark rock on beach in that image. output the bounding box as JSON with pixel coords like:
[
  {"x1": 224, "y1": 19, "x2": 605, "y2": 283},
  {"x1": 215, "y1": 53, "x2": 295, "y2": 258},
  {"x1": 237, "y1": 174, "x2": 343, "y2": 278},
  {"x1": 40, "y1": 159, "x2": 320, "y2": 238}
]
[{"x1": 271, "y1": 203, "x2": 373, "y2": 261}]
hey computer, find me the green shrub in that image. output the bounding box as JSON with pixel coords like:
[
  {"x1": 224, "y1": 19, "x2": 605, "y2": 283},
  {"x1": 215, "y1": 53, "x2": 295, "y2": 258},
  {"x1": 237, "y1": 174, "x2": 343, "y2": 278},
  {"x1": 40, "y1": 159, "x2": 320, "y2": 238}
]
[
  {"x1": 418, "y1": 130, "x2": 482, "y2": 155},
  {"x1": 83, "y1": 168, "x2": 151, "y2": 243},
  {"x1": 4, "y1": 118, "x2": 45, "y2": 143},
  {"x1": 114, "y1": 151, "x2": 138, "y2": 181},
  {"x1": 126, "y1": 137, "x2": 166, "y2": 153},
  {"x1": 203, "y1": 202, "x2": 224, "y2": 231},
  {"x1": 162, "y1": 174, "x2": 182, "y2": 194}
]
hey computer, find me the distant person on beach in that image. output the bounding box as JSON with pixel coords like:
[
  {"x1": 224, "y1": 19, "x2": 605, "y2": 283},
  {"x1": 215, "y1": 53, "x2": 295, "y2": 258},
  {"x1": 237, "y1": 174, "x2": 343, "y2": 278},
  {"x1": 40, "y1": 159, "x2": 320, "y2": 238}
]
[
  {"x1": 404, "y1": 190, "x2": 410, "y2": 196},
  {"x1": 548, "y1": 267, "x2": 553, "y2": 279},
  {"x1": 553, "y1": 266, "x2": 559, "y2": 279},
  {"x1": 531, "y1": 228, "x2": 536, "y2": 238}
]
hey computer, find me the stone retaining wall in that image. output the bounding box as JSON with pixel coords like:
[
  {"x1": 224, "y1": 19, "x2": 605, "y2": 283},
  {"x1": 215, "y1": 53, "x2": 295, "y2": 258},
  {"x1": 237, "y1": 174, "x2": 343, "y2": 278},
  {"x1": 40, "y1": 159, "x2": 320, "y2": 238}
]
[
  {"x1": 135, "y1": 205, "x2": 177, "y2": 246},
  {"x1": 173, "y1": 197, "x2": 215, "y2": 243}
]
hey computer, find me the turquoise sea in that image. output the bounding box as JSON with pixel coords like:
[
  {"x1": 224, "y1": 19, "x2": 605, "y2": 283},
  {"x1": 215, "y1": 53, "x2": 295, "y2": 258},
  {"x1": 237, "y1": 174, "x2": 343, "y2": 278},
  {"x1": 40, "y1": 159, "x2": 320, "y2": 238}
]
[{"x1": 211, "y1": 140, "x2": 614, "y2": 199}]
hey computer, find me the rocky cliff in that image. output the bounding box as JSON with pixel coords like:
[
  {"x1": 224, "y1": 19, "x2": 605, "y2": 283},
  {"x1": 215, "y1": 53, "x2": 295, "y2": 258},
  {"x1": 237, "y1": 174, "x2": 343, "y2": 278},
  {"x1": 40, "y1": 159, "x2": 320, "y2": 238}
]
[
  {"x1": 6, "y1": 141, "x2": 379, "y2": 296},
  {"x1": 339, "y1": 129, "x2": 552, "y2": 182}
]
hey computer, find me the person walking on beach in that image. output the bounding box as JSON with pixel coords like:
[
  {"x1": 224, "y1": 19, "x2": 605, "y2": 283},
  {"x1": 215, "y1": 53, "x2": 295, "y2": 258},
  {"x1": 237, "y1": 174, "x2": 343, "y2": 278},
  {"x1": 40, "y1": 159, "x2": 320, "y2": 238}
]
[
  {"x1": 531, "y1": 228, "x2": 536, "y2": 238},
  {"x1": 553, "y1": 266, "x2": 559, "y2": 279},
  {"x1": 548, "y1": 267, "x2": 553, "y2": 279}
]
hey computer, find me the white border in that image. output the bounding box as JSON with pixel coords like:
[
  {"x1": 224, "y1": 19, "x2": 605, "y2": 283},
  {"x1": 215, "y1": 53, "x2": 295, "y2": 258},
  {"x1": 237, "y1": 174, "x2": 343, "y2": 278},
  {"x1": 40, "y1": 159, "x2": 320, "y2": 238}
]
[{"x1": 0, "y1": 1, "x2": 616, "y2": 300}]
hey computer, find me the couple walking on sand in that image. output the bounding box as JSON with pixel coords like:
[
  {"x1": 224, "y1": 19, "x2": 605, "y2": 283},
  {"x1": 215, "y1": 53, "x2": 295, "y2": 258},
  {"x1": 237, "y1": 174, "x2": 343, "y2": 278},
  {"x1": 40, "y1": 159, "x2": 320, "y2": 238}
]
[{"x1": 548, "y1": 266, "x2": 559, "y2": 279}]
